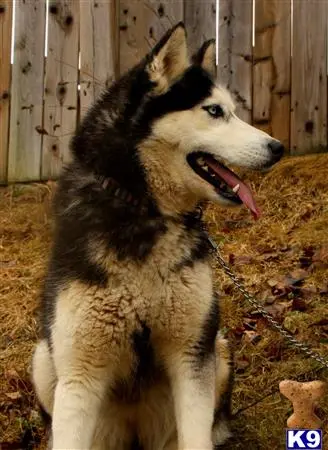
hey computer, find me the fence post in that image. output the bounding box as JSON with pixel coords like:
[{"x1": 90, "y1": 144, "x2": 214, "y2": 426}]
[
  {"x1": 119, "y1": 0, "x2": 184, "y2": 75},
  {"x1": 253, "y1": 0, "x2": 291, "y2": 150},
  {"x1": 184, "y1": 0, "x2": 216, "y2": 56},
  {"x1": 0, "y1": 1, "x2": 12, "y2": 184},
  {"x1": 79, "y1": 0, "x2": 117, "y2": 119},
  {"x1": 291, "y1": 0, "x2": 327, "y2": 155},
  {"x1": 8, "y1": 0, "x2": 46, "y2": 182},
  {"x1": 42, "y1": 0, "x2": 79, "y2": 180},
  {"x1": 229, "y1": 0, "x2": 253, "y2": 123},
  {"x1": 218, "y1": 0, "x2": 232, "y2": 89}
]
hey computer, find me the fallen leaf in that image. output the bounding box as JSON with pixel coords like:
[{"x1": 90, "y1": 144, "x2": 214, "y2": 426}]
[
  {"x1": 268, "y1": 278, "x2": 279, "y2": 288},
  {"x1": 223, "y1": 284, "x2": 234, "y2": 295},
  {"x1": 299, "y1": 246, "x2": 315, "y2": 268},
  {"x1": 256, "y1": 317, "x2": 269, "y2": 333},
  {"x1": 265, "y1": 341, "x2": 284, "y2": 361},
  {"x1": 256, "y1": 244, "x2": 275, "y2": 253},
  {"x1": 242, "y1": 330, "x2": 261, "y2": 345},
  {"x1": 292, "y1": 298, "x2": 307, "y2": 312},
  {"x1": 243, "y1": 318, "x2": 258, "y2": 330},
  {"x1": 259, "y1": 289, "x2": 276, "y2": 305},
  {"x1": 272, "y1": 281, "x2": 289, "y2": 297},
  {"x1": 231, "y1": 326, "x2": 245, "y2": 337},
  {"x1": 235, "y1": 356, "x2": 250, "y2": 373},
  {"x1": 267, "y1": 271, "x2": 308, "y2": 298},
  {"x1": 5, "y1": 391, "x2": 22, "y2": 400},
  {"x1": 233, "y1": 255, "x2": 254, "y2": 265},
  {"x1": 302, "y1": 246, "x2": 315, "y2": 258},
  {"x1": 287, "y1": 269, "x2": 308, "y2": 285},
  {"x1": 310, "y1": 319, "x2": 328, "y2": 327},
  {"x1": 310, "y1": 261, "x2": 328, "y2": 271},
  {"x1": 258, "y1": 252, "x2": 280, "y2": 262},
  {"x1": 308, "y1": 246, "x2": 328, "y2": 271},
  {"x1": 263, "y1": 302, "x2": 291, "y2": 320},
  {"x1": 5, "y1": 368, "x2": 19, "y2": 380},
  {"x1": 5, "y1": 368, "x2": 33, "y2": 392},
  {"x1": 313, "y1": 246, "x2": 328, "y2": 264},
  {"x1": 300, "y1": 203, "x2": 314, "y2": 220},
  {"x1": 283, "y1": 315, "x2": 298, "y2": 334},
  {"x1": 299, "y1": 286, "x2": 318, "y2": 296}
]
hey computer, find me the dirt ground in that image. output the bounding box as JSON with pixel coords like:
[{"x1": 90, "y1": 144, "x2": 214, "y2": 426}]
[{"x1": 1, "y1": 154, "x2": 328, "y2": 449}]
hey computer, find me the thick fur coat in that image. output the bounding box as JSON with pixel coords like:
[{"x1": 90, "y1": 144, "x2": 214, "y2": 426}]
[{"x1": 32, "y1": 23, "x2": 283, "y2": 450}]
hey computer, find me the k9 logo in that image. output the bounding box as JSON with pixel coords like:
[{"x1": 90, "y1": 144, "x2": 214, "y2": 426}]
[{"x1": 286, "y1": 429, "x2": 322, "y2": 449}]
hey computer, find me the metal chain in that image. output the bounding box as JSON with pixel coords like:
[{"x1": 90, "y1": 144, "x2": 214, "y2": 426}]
[{"x1": 207, "y1": 235, "x2": 328, "y2": 370}]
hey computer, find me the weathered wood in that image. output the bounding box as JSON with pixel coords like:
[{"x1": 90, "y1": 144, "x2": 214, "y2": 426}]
[
  {"x1": 80, "y1": 0, "x2": 116, "y2": 118},
  {"x1": 42, "y1": 0, "x2": 79, "y2": 180},
  {"x1": 8, "y1": 0, "x2": 46, "y2": 182},
  {"x1": 119, "y1": 0, "x2": 184, "y2": 75},
  {"x1": 291, "y1": 0, "x2": 327, "y2": 155},
  {"x1": 184, "y1": 0, "x2": 216, "y2": 56},
  {"x1": 253, "y1": 0, "x2": 291, "y2": 147},
  {"x1": 229, "y1": 0, "x2": 253, "y2": 122},
  {"x1": 270, "y1": 0, "x2": 291, "y2": 150},
  {"x1": 218, "y1": 0, "x2": 232, "y2": 88},
  {"x1": 0, "y1": 1, "x2": 12, "y2": 184}
]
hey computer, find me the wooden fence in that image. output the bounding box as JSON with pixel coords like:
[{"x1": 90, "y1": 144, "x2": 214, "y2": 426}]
[{"x1": 0, "y1": 0, "x2": 327, "y2": 183}]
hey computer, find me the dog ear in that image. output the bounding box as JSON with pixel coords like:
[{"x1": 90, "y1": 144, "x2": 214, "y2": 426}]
[
  {"x1": 147, "y1": 22, "x2": 189, "y2": 95},
  {"x1": 192, "y1": 39, "x2": 216, "y2": 78}
]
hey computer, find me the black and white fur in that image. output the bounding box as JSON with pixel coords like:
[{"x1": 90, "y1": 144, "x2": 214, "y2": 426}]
[{"x1": 32, "y1": 23, "x2": 283, "y2": 450}]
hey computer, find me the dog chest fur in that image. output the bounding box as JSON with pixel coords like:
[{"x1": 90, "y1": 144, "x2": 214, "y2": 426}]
[{"x1": 51, "y1": 218, "x2": 215, "y2": 373}]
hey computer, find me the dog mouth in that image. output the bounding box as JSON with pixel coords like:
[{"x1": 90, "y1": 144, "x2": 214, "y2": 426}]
[{"x1": 187, "y1": 151, "x2": 260, "y2": 219}]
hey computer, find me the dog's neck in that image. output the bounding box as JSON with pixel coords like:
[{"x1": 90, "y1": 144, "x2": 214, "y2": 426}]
[
  {"x1": 137, "y1": 140, "x2": 200, "y2": 217},
  {"x1": 96, "y1": 174, "x2": 152, "y2": 215},
  {"x1": 96, "y1": 172, "x2": 204, "y2": 229}
]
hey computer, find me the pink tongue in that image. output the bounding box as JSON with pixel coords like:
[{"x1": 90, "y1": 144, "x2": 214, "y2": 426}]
[{"x1": 206, "y1": 159, "x2": 261, "y2": 220}]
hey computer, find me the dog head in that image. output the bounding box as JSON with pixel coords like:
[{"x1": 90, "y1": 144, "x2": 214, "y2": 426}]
[
  {"x1": 137, "y1": 23, "x2": 284, "y2": 217},
  {"x1": 73, "y1": 23, "x2": 284, "y2": 218}
]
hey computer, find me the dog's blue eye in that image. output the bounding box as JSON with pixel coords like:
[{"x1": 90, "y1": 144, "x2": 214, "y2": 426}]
[{"x1": 203, "y1": 105, "x2": 224, "y2": 118}]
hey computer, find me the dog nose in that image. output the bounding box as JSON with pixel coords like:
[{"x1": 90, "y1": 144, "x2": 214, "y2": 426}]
[{"x1": 268, "y1": 140, "x2": 284, "y2": 162}]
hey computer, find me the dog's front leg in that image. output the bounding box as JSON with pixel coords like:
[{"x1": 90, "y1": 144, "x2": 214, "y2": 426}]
[
  {"x1": 51, "y1": 369, "x2": 107, "y2": 450},
  {"x1": 169, "y1": 356, "x2": 216, "y2": 450},
  {"x1": 51, "y1": 367, "x2": 107, "y2": 450}
]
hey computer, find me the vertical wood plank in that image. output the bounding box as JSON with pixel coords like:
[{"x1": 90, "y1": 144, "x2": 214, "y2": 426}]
[
  {"x1": 8, "y1": 0, "x2": 46, "y2": 182},
  {"x1": 291, "y1": 0, "x2": 327, "y2": 155},
  {"x1": 0, "y1": 1, "x2": 12, "y2": 184},
  {"x1": 119, "y1": 0, "x2": 184, "y2": 75},
  {"x1": 270, "y1": 0, "x2": 291, "y2": 149},
  {"x1": 253, "y1": 0, "x2": 291, "y2": 148},
  {"x1": 80, "y1": 0, "x2": 116, "y2": 119},
  {"x1": 218, "y1": 0, "x2": 232, "y2": 88},
  {"x1": 184, "y1": 0, "x2": 216, "y2": 56},
  {"x1": 42, "y1": 0, "x2": 79, "y2": 180},
  {"x1": 229, "y1": 0, "x2": 253, "y2": 122}
]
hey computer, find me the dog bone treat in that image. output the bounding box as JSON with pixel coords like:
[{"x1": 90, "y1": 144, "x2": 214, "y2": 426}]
[{"x1": 279, "y1": 380, "x2": 326, "y2": 429}]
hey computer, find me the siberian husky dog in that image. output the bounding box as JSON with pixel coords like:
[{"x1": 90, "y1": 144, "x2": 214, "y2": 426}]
[{"x1": 32, "y1": 22, "x2": 283, "y2": 450}]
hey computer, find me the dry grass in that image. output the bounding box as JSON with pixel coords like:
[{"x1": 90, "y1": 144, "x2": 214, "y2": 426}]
[
  {"x1": 206, "y1": 154, "x2": 328, "y2": 448},
  {"x1": 0, "y1": 183, "x2": 54, "y2": 448},
  {"x1": 1, "y1": 156, "x2": 328, "y2": 449}
]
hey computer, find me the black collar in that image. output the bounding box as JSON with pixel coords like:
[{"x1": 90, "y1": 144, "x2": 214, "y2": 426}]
[
  {"x1": 96, "y1": 175, "x2": 204, "y2": 222},
  {"x1": 96, "y1": 175, "x2": 150, "y2": 214}
]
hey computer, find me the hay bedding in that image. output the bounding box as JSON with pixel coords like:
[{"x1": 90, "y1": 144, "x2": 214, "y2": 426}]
[{"x1": 0, "y1": 156, "x2": 327, "y2": 449}]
